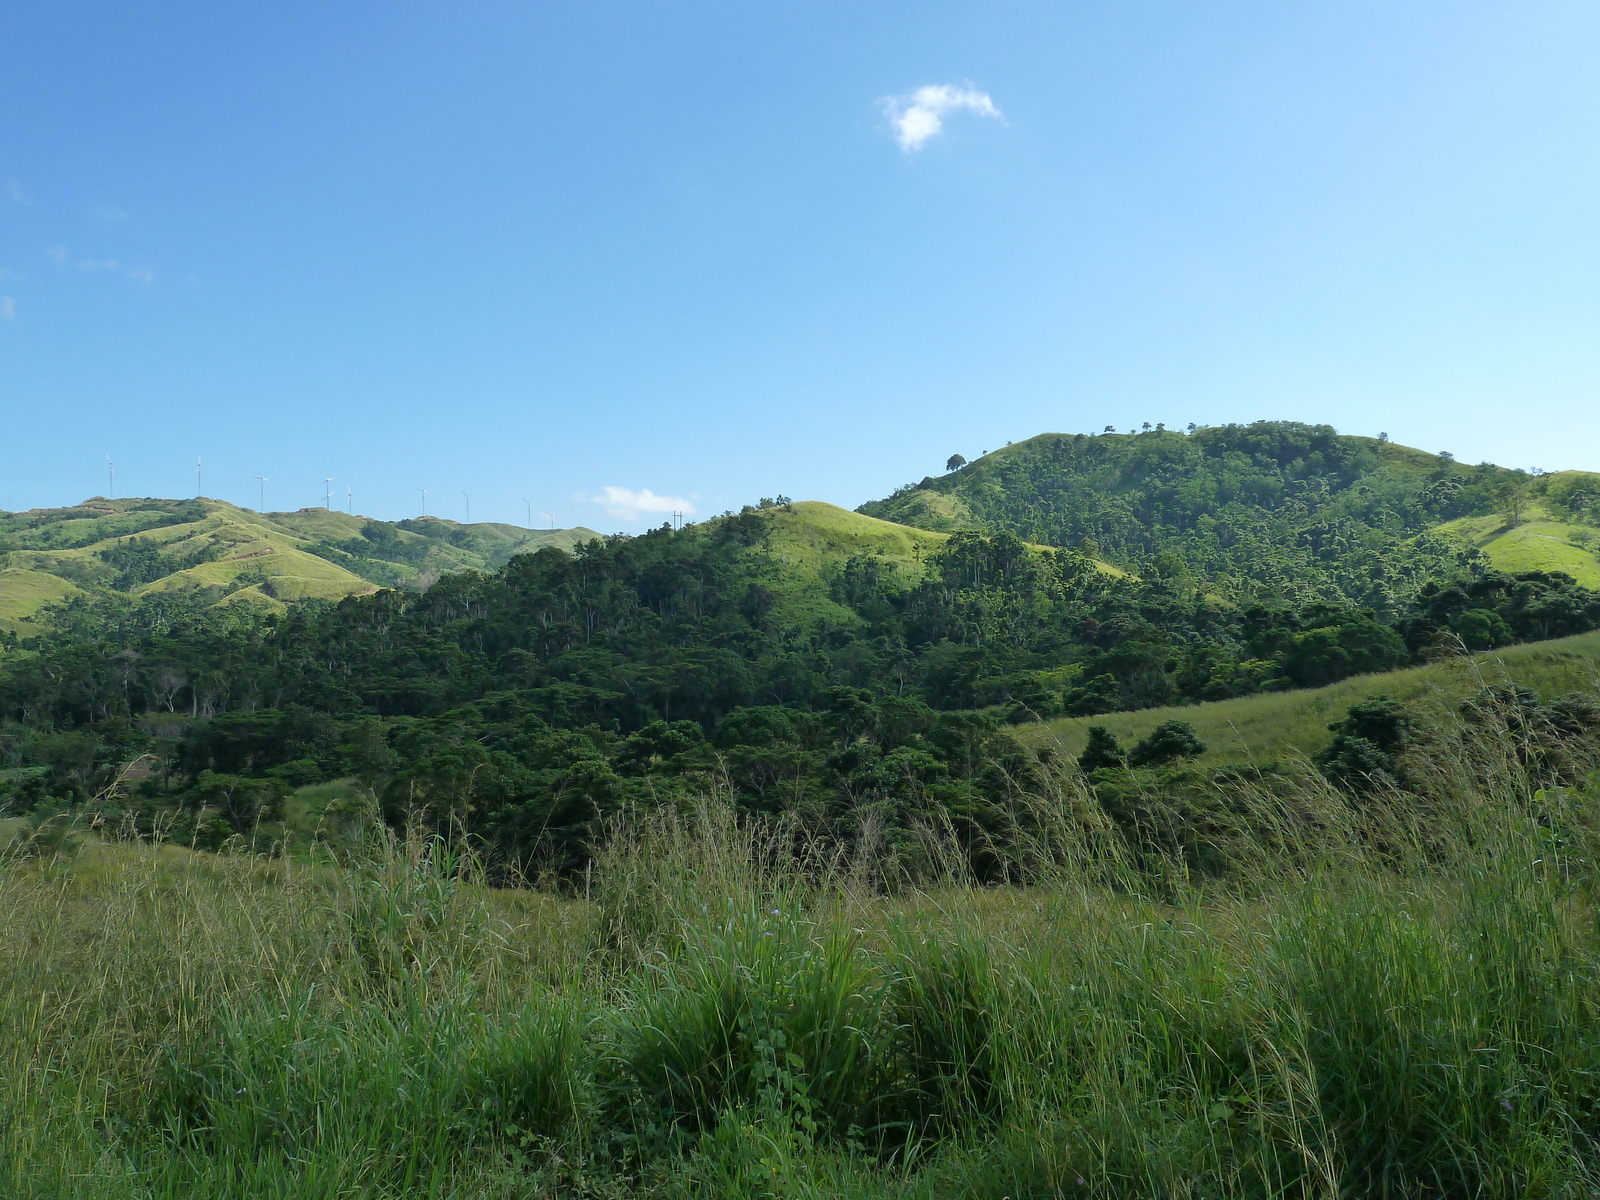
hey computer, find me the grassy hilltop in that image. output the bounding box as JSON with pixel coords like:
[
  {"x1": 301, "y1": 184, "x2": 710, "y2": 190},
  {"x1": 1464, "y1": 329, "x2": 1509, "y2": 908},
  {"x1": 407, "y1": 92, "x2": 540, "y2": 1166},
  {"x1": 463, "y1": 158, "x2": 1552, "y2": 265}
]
[{"x1": 0, "y1": 497, "x2": 599, "y2": 633}]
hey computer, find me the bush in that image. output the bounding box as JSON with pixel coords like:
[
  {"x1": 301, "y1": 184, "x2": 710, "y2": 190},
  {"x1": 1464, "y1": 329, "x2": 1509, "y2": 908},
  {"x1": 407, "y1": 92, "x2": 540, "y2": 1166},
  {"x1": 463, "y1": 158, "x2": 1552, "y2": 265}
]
[
  {"x1": 1077, "y1": 726, "x2": 1125, "y2": 772},
  {"x1": 1126, "y1": 721, "x2": 1206, "y2": 767}
]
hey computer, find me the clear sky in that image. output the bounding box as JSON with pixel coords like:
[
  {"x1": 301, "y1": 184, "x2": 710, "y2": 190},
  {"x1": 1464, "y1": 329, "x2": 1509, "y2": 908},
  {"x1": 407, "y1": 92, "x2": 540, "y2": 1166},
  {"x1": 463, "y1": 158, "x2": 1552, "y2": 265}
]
[{"x1": 3, "y1": 1, "x2": 1598, "y2": 529}]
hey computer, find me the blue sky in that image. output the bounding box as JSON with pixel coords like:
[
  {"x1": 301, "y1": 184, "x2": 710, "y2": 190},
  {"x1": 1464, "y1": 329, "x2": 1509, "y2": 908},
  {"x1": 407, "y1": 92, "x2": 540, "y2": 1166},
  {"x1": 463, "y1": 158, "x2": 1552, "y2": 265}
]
[{"x1": 2, "y1": 1, "x2": 1598, "y2": 529}]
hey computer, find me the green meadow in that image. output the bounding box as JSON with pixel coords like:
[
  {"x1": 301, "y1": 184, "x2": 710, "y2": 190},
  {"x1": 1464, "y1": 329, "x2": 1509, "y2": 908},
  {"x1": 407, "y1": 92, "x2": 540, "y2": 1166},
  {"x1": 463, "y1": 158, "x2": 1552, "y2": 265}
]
[
  {"x1": 6, "y1": 686, "x2": 1600, "y2": 1198},
  {"x1": 1019, "y1": 629, "x2": 1600, "y2": 765}
]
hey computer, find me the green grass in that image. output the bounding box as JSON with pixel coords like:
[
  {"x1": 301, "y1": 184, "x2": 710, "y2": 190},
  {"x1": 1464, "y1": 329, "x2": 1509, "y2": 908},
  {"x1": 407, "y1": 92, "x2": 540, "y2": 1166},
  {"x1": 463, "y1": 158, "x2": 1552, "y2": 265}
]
[
  {"x1": 742, "y1": 501, "x2": 1123, "y2": 626},
  {"x1": 1433, "y1": 508, "x2": 1600, "y2": 588},
  {"x1": 0, "y1": 567, "x2": 85, "y2": 634},
  {"x1": 7, "y1": 715, "x2": 1600, "y2": 1197},
  {"x1": 0, "y1": 498, "x2": 604, "y2": 627},
  {"x1": 1016, "y1": 630, "x2": 1600, "y2": 766}
]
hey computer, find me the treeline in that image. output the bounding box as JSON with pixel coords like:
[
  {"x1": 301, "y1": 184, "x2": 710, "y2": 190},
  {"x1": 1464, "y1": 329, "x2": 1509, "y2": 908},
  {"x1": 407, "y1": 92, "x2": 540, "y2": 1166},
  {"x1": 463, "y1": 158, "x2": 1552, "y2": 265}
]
[{"x1": 3, "y1": 508, "x2": 1600, "y2": 872}]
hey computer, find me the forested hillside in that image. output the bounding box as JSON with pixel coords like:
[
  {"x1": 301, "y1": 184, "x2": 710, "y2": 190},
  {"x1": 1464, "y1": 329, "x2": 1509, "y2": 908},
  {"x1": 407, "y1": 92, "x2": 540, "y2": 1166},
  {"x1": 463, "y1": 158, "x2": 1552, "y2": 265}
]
[
  {"x1": 5, "y1": 455, "x2": 1600, "y2": 874},
  {"x1": 862, "y1": 421, "x2": 1600, "y2": 607}
]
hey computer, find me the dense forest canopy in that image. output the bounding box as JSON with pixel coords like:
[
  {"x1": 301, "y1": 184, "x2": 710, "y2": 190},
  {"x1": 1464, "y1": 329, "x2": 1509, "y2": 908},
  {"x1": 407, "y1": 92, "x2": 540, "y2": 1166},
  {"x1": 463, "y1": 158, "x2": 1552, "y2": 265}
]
[
  {"x1": 861, "y1": 421, "x2": 1533, "y2": 607},
  {"x1": 3, "y1": 421, "x2": 1600, "y2": 871}
]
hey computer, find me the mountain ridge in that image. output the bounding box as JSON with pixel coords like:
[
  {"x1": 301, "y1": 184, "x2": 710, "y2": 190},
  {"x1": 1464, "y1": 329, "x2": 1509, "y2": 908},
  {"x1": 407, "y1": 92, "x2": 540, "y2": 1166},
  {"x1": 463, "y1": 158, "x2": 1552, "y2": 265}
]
[{"x1": 0, "y1": 497, "x2": 600, "y2": 633}]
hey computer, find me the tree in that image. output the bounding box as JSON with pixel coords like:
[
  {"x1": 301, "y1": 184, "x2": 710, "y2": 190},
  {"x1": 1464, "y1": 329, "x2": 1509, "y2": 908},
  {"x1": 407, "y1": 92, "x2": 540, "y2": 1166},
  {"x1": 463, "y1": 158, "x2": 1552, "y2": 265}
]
[
  {"x1": 1455, "y1": 608, "x2": 1512, "y2": 650},
  {"x1": 1493, "y1": 474, "x2": 1530, "y2": 526},
  {"x1": 946, "y1": 454, "x2": 967, "y2": 472},
  {"x1": 1126, "y1": 721, "x2": 1205, "y2": 766},
  {"x1": 1078, "y1": 725, "x2": 1125, "y2": 772},
  {"x1": 1316, "y1": 694, "x2": 1415, "y2": 794}
]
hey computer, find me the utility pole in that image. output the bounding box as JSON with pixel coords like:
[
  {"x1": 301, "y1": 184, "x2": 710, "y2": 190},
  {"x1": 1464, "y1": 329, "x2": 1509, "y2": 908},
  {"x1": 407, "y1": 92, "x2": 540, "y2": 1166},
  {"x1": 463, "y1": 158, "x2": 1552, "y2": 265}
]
[{"x1": 255, "y1": 476, "x2": 268, "y2": 511}]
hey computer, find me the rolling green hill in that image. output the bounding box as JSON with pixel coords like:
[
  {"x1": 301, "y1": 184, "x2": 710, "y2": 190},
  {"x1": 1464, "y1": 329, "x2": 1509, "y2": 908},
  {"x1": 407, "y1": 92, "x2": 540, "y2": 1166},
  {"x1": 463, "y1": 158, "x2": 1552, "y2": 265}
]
[
  {"x1": 0, "y1": 497, "x2": 600, "y2": 633},
  {"x1": 727, "y1": 500, "x2": 1124, "y2": 626},
  {"x1": 1429, "y1": 469, "x2": 1600, "y2": 587},
  {"x1": 860, "y1": 423, "x2": 1600, "y2": 608},
  {"x1": 1434, "y1": 508, "x2": 1600, "y2": 589},
  {"x1": 1016, "y1": 629, "x2": 1600, "y2": 767}
]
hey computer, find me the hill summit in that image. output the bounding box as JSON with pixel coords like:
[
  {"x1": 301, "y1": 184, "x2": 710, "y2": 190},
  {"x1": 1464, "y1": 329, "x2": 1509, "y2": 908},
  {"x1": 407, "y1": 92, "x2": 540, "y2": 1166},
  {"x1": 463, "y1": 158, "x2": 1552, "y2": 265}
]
[{"x1": 860, "y1": 421, "x2": 1600, "y2": 604}]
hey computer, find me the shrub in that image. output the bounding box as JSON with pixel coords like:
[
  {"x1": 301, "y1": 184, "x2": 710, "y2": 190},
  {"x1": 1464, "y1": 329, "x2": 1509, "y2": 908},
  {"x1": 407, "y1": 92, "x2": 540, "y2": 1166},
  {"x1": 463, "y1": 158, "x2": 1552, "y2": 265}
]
[
  {"x1": 1126, "y1": 721, "x2": 1206, "y2": 767},
  {"x1": 1077, "y1": 726, "x2": 1125, "y2": 772}
]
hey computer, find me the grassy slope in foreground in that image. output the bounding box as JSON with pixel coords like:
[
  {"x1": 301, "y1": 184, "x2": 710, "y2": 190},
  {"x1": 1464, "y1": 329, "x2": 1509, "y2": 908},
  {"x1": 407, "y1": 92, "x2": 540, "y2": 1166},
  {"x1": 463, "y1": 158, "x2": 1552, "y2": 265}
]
[{"x1": 1016, "y1": 629, "x2": 1600, "y2": 767}]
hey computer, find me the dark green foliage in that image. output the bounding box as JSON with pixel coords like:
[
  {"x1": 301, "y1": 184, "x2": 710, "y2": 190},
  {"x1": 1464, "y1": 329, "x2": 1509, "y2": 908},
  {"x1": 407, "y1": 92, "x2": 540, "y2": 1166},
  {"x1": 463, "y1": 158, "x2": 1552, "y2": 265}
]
[
  {"x1": 1455, "y1": 607, "x2": 1514, "y2": 649},
  {"x1": 4, "y1": 436, "x2": 1600, "y2": 876},
  {"x1": 1406, "y1": 571, "x2": 1600, "y2": 647},
  {"x1": 1126, "y1": 720, "x2": 1206, "y2": 767},
  {"x1": 1078, "y1": 726, "x2": 1125, "y2": 773},
  {"x1": 1317, "y1": 694, "x2": 1417, "y2": 793},
  {"x1": 861, "y1": 422, "x2": 1499, "y2": 608},
  {"x1": 96, "y1": 535, "x2": 225, "y2": 591}
]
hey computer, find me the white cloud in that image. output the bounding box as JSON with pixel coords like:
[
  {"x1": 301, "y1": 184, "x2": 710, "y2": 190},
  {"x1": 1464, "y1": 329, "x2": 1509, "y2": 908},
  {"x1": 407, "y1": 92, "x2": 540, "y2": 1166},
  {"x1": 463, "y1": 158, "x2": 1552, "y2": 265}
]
[
  {"x1": 91, "y1": 203, "x2": 130, "y2": 222},
  {"x1": 0, "y1": 297, "x2": 14, "y2": 319},
  {"x1": 880, "y1": 83, "x2": 1003, "y2": 153},
  {"x1": 8, "y1": 180, "x2": 31, "y2": 204},
  {"x1": 588, "y1": 486, "x2": 696, "y2": 523},
  {"x1": 0, "y1": 268, "x2": 22, "y2": 283},
  {"x1": 47, "y1": 246, "x2": 154, "y2": 283}
]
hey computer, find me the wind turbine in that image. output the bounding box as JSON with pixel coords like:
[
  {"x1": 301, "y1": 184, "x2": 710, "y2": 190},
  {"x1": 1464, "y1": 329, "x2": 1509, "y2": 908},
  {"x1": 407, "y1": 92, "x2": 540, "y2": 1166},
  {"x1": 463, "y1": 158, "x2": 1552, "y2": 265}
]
[
  {"x1": 347, "y1": 486, "x2": 353, "y2": 515},
  {"x1": 323, "y1": 478, "x2": 334, "y2": 510},
  {"x1": 418, "y1": 487, "x2": 428, "y2": 517},
  {"x1": 522, "y1": 498, "x2": 532, "y2": 530},
  {"x1": 106, "y1": 454, "x2": 115, "y2": 499},
  {"x1": 462, "y1": 491, "x2": 470, "y2": 523},
  {"x1": 255, "y1": 476, "x2": 268, "y2": 511},
  {"x1": 196, "y1": 456, "x2": 202, "y2": 498},
  {"x1": 542, "y1": 510, "x2": 556, "y2": 530}
]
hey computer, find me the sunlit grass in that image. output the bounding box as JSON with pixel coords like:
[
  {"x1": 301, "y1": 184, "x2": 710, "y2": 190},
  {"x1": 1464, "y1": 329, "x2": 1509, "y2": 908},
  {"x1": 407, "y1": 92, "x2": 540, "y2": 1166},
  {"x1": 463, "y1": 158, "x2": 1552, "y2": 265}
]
[{"x1": 5, "y1": 702, "x2": 1600, "y2": 1198}]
